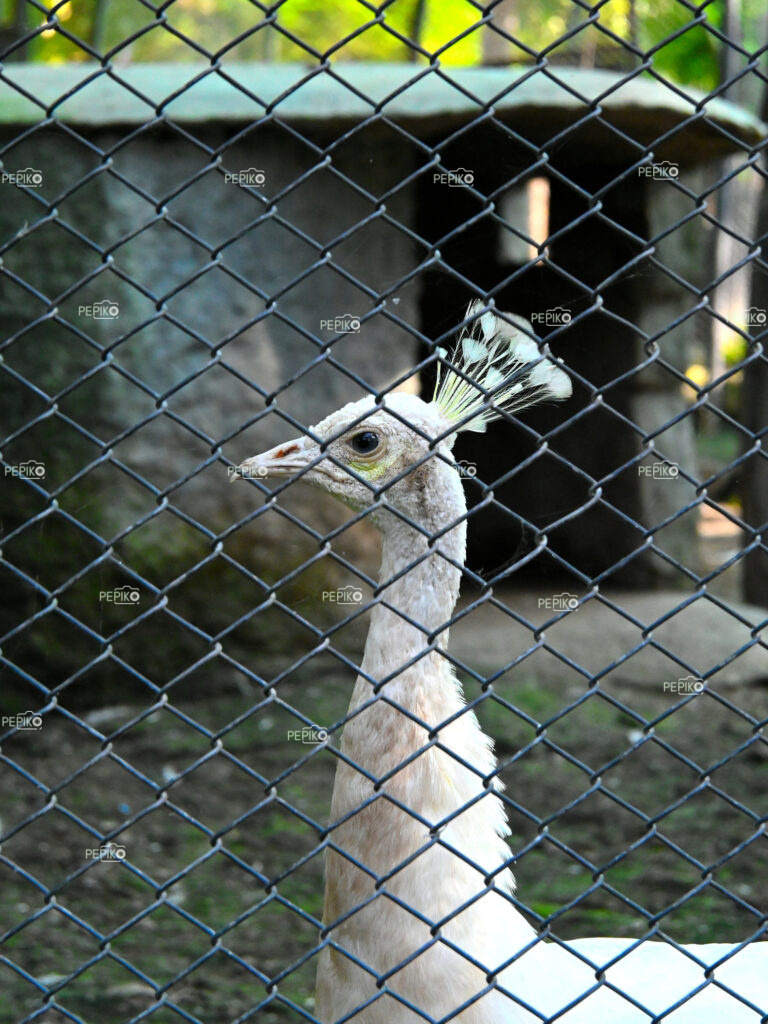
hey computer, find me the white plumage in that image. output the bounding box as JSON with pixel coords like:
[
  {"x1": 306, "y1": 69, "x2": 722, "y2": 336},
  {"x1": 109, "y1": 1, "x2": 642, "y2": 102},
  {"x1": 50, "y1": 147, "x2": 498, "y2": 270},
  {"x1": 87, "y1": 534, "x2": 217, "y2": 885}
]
[
  {"x1": 238, "y1": 303, "x2": 767, "y2": 1023},
  {"x1": 434, "y1": 300, "x2": 571, "y2": 432}
]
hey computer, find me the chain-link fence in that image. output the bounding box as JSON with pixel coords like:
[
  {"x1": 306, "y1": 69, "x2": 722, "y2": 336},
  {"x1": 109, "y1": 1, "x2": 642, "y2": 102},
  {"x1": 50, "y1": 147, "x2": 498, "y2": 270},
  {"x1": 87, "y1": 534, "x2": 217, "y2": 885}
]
[{"x1": 1, "y1": 2, "x2": 767, "y2": 1022}]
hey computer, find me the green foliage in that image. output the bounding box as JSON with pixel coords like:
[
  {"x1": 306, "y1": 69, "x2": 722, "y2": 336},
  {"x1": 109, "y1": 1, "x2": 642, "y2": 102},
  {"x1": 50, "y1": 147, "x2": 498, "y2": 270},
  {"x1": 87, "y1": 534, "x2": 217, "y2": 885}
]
[
  {"x1": 0, "y1": 0, "x2": 737, "y2": 95},
  {"x1": 721, "y1": 332, "x2": 748, "y2": 367},
  {"x1": 635, "y1": 0, "x2": 721, "y2": 91}
]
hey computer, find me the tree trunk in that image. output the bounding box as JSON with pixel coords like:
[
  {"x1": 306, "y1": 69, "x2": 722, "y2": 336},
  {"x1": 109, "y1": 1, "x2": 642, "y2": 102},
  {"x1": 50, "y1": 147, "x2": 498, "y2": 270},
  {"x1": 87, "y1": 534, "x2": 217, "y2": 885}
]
[
  {"x1": 719, "y1": 0, "x2": 744, "y2": 104},
  {"x1": 0, "y1": 0, "x2": 29, "y2": 61},
  {"x1": 408, "y1": 0, "x2": 427, "y2": 60},
  {"x1": 482, "y1": 0, "x2": 517, "y2": 66}
]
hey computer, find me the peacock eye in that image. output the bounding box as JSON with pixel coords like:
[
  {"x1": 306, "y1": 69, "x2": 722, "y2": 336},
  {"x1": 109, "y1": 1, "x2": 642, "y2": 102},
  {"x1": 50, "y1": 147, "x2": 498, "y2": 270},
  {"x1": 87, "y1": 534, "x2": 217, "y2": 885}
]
[{"x1": 350, "y1": 431, "x2": 380, "y2": 455}]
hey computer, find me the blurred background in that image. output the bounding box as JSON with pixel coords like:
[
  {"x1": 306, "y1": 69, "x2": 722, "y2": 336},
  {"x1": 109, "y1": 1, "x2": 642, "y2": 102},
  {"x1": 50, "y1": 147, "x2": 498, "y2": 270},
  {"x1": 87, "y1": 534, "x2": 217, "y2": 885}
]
[{"x1": 1, "y1": 2, "x2": 767, "y2": 1022}]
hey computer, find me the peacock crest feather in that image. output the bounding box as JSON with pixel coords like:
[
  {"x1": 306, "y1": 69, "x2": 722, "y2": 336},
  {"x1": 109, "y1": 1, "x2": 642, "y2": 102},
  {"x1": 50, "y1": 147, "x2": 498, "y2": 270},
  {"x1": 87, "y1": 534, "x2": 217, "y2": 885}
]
[{"x1": 433, "y1": 300, "x2": 572, "y2": 433}]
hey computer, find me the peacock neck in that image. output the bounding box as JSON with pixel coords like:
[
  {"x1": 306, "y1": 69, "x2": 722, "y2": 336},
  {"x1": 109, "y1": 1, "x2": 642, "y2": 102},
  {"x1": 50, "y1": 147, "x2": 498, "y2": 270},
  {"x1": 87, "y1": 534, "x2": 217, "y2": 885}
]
[{"x1": 361, "y1": 471, "x2": 468, "y2": 689}]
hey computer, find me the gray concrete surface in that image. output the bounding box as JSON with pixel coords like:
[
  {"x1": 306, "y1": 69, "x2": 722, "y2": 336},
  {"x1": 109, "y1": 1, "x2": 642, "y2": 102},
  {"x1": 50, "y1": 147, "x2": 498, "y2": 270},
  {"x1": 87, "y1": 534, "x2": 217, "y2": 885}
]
[
  {"x1": 2, "y1": 64, "x2": 764, "y2": 162},
  {"x1": 450, "y1": 588, "x2": 767, "y2": 689}
]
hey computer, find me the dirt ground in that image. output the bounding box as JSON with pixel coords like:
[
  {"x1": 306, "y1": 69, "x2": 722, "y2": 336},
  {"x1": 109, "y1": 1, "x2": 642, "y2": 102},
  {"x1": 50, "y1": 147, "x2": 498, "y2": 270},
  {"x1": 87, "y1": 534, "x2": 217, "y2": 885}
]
[{"x1": 1, "y1": 624, "x2": 766, "y2": 1024}]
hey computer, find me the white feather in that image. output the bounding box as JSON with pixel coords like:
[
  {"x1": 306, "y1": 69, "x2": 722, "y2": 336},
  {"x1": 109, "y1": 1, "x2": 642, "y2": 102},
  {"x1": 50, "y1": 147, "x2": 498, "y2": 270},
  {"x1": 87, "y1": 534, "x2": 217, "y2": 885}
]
[
  {"x1": 480, "y1": 309, "x2": 497, "y2": 341},
  {"x1": 433, "y1": 301, "x2": 572, "y2": 433},
  {"x1": 529, "y1": 356, "x2": 572, "y2": 398},
  {"x1": 510, "y1": 334, "x2": 541, "y2": 364},
  {"x1": 484, "y1": 366, "x2": 504, "y2": 389},
  {"x1": 461, "y1": 335, "x2": 488, "y2": 364}
]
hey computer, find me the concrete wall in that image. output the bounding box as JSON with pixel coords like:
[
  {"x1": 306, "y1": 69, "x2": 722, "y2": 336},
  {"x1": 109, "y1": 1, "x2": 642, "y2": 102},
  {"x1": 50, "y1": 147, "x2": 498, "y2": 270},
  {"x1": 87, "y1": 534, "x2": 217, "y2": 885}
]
[
  {"x1": 2, "y1": 64, "x2": 762, "y2": 687},
  {"x1": 629, "y1": 166, "x2": 714, "y2": 580},
  {"x1": 0, "y1": 121, "x2": 419, "y2": 687}
]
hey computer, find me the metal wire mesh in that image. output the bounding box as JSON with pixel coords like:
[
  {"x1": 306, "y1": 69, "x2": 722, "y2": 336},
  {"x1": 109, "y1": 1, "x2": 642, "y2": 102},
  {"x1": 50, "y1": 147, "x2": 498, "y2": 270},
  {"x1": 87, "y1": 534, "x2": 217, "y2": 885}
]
[{"x1": 1, "y1": 2, "x2": 767, "y2": 1022}]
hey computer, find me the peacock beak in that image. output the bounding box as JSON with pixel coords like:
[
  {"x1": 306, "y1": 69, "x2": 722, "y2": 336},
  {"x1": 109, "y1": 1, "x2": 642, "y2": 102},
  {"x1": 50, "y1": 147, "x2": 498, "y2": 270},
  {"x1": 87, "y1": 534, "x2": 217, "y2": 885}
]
[{"x1": 232, "y1": 436, "x2": 318, "y2": 483}]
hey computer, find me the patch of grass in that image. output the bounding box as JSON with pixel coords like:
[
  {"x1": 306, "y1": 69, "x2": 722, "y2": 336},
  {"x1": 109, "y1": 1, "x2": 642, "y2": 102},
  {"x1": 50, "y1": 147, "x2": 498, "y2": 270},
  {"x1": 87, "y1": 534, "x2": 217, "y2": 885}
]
[{"x1": 2, "y1": 667, "x2": 765, "y2": 1021}]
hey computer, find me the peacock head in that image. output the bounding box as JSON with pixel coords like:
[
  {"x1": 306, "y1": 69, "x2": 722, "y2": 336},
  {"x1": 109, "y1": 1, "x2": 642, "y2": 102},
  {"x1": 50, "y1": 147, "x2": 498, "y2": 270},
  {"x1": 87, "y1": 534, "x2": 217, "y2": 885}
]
[
  {"x1": 235, "y1": 302, "x2": 572, "y2": 521},
  {"x1": 235, "y1": 391, "x2": 456, "y2": 519}
]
